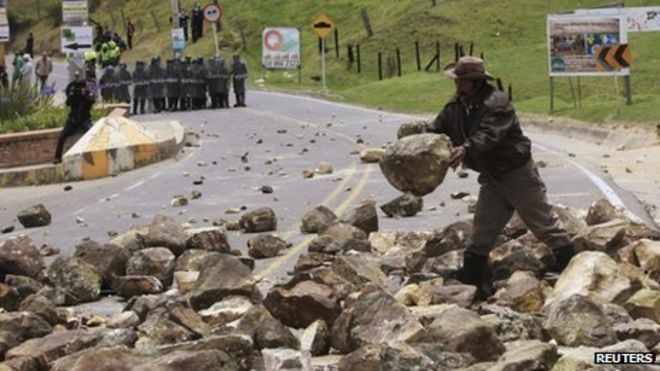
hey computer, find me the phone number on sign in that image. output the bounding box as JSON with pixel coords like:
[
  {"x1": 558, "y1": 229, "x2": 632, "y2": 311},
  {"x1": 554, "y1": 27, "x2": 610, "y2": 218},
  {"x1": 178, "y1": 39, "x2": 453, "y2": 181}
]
[{"x1": 264, "y1": 60, "x2": 300, "y2": 69}]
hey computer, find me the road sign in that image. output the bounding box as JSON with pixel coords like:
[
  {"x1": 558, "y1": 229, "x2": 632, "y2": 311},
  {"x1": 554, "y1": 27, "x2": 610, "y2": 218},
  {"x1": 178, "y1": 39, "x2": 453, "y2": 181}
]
[
  {"x1": 595, "y1": 44, "x2": 632, "y2": 71},
  {"x1": 0, "y1": 8, "x2": 9, "y2": 43},
  {"x1": 262, "y1": 28, "x2": 301, "y2": 69},
  {"x1": 62, "y1": 1, "x2": 88, "y2": 25},
  {"x1": 61, "y1": 26, "x2": 94, "y2": 53},
  {"x1": 312, "y1": 13, "x2": 335, "y2": 39},
  {"x1": 171, "y1": 28, "x2": 185, "y2": 51},
  {"x1": 202, "y1": 4, "x2": 222, "y2": 23}
]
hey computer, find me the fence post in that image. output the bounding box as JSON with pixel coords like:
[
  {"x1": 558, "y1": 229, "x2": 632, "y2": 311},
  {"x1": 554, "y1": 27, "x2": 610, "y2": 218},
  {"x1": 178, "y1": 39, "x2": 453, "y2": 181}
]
[
  {"x1": 415, "y1": 41, "x2": 421, "y2": 71},
  {"x1": 454, "y1": 43, "x2": 459, "y2": 62},
  {"x1": 396, "y1": 48, "x2": 402, "y2": 77},
  {"x1": 357, "y1": 44, "x2": 361, "y2": 73},
  {"x1": 348, "y1": 45, "x2": 354, "y2": 64},
  {"x1": 361, "y1": 9, "x2": 374, "y2": 37},
  {"x1": 334, "y1": 28, "x2": 339, "y2": 59},
  {"x1": 508, "y1": 84, "x2": 513, "y2": 101},
  {"x1": 435, "y1": 41, "x2": 440, "y2": 71},
  {"x1": 469, "y1": 42, "x2": 474, "y2": 56},
  {"x1": 378, "y1": 52, "x2": 383, "y2": 81},
  {"x1": 150, "y1": 11, "x2": 161, "y2": 31}
]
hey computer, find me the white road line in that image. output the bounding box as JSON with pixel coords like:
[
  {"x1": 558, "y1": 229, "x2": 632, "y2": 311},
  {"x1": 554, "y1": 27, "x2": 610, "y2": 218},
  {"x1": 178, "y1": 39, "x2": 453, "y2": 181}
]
[
  {"x1": 535, "y1": 143, "x2": 644, "y2": 223},
  {"x1": 124, "y1": 180, "x2": 145, "y2": 192}
]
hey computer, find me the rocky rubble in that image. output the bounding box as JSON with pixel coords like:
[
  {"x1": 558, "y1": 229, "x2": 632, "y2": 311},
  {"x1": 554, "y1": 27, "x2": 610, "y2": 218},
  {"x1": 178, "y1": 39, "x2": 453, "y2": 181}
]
[{"x1": 0, "y1": 197, "x2": 658, "y2": 370}]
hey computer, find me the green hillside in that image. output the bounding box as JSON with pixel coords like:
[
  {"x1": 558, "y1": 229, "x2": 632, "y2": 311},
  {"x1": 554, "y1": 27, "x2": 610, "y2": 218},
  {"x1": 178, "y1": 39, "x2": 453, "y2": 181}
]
[{"x1": 8, "y1": 0, "x2": 660, "y2": 127}]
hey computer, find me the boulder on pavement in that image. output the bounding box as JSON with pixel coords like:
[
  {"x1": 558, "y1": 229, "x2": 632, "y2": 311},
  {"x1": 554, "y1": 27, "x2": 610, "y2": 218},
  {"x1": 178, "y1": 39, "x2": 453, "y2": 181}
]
[
  {"x1": 46, "y1": 257, "x2": 102, "y2": 304},
  {"x1": 126, "y1": 247, "x2": 176, "y2": 286},
  {"x1": 135, "y1": 311, "x2": 195, "y2": 350},
  {"x1": 301, "y1": 320, "x2": 331, "y2": 356},
  {"x1": 262, "y1": 348, "x2": 308, "y2": 371},
  {"x1": 331, "y1": 284, "x2": 423, "y2": 354},
  {"x1": 338, "y1": 343, "x2": 436, "y2": 371},
  {"x1": 332, "y1": 255, "x2": 388, "y2": 288},
  {"x1": 613, "y1": 318, "x2": 660, "y2": 349},
  {"x1": 488, "y1": 340, "x2": 559, "y2": 371},
  {"x1": 247, "y1": 234, "x2": 289, "y2": 259},
  {"x1": 624, "y1": 289, "x2": 660, "y2": 323},
  {"x1": 0, "y1": 312, "x2": 52, "y2": 344},
  {"x1": 359, "y1": 148, "x2": 386, "y2": 163},
  {"x1": 5, "y1": 274, "x2": 43, "y2": 299},
  {"x1": 5, "y1": 329, "x2": 104, "y2": 367},
  {"x1": 0, "y1": 236, "x2": 45, "y2": 279},
  {"x1": 316, "y1": 162, "x2": 334, "y2": 175},
  {"x1": 380, "y1": 194, "x2": 423, "y2": 218},
  {"x1": 236, "y1": 305, "x2": 299, "y2": 350},
  {"x1": 174, "y1": 250, "x2": 223, "y2": 272},
  {"x1": 16, "y1": 204, "x2": 51, "y2": 228},
  {"x1": 74, "y1": 241, "x2": 130, "y2": 288},
  {"x1": 379, "y1": 133, "x2": 452, "y2": 196},
  {"x1": 495, "y1": 271, "x2": 549, "y2": 313},
  {"x1": 112, "y1": 276, "x2": 163, "y2": 298},
  {"x1": 478, "y1": 304, "x2": 546, "y2": 343},
  {"x1": 340, "y1": 199, "x2": 379, "y2": 235},
  {"x1": 396, "y1": 121, "x2": 430, "y2": 139},
  {"x1": 18, "y1": 294, "x2": 59, "y2": 326},
  {"x1": 239, "y1": 208, "x2": 277, "y2": 233},
  {"x1": 0, "y1": 283, "x2": 19, "y2": 312},
  {"x1": 586, "y1": 198, "x2": 622, "y2": 226},
  {"x1": 300, "y1": 206, "x2": 337, "y2": 234},
  {"x1": 189, "y1": 254, "x2": 256, "y2": 310},
  {"x1": 573, "y1": 219, "x2": 628, "y2": 255},
  {"x1": 543, "y1": 294, "x2": 617, "y2": 347},
  {"x1": 139, "y1": 349, "x2": 235, "y2": 371},
  {"x1": 144, "y1": 215, "x2": 187, "y2": 256},
  {"x1": 185, "y1": 227, "x2": 231, "y2": 253},
  {"x1": 263, "y1": 280, "x2": 341, "y2": 329},
  {"x1": 198, "y1": 296, "x2": 253, "y2": 329},
  {"x1": 409, "y1": 305, "x2": 505, "y2": 362},
  {"x1": 49, "y1": 346, "x2": 144, "y2": 371},
  {"x1": 110, "y1": 230, "x2": 146, "y2": 254},
  {"x1": 546, "y1": 251, "x2": 634, "y2": 307},
  {"x1": 632, "y1": 239, "x2": 660, "y2": 279}
]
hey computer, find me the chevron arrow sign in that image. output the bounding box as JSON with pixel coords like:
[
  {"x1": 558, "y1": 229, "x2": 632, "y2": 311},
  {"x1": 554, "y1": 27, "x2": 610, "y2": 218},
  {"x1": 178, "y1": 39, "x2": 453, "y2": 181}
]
[{"x1": 595, "y1": 44, "x2": 632, "y2": 71}]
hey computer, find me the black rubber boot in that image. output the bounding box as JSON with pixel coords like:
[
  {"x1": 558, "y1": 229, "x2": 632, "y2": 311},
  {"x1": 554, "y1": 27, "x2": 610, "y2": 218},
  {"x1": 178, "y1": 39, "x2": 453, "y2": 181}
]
[
  {"x1": 459, "y1": 250, "x2": 493, "y2": 300},
  {"x1": 553, "y1": 244, "x2": 576, "y2": 271}
]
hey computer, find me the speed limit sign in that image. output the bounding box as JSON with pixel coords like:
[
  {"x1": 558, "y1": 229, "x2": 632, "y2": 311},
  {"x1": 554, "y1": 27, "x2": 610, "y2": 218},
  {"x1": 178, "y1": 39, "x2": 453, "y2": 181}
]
[{"x1": 202, "y1": 4, "x2": 222, "y2": 23}]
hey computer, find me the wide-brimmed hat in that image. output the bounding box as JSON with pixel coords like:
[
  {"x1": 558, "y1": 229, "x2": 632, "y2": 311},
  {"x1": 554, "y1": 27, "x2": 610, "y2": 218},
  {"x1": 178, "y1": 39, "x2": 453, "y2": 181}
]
[{"x1": 444, "y1": 56, "x2": 494, "y2": 80}]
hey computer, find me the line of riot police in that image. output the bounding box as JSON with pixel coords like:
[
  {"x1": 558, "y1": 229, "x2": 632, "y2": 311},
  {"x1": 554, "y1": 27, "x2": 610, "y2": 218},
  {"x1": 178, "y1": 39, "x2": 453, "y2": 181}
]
[{"x1": 90, "y1": 54, "x2": 248, "y2": 115}]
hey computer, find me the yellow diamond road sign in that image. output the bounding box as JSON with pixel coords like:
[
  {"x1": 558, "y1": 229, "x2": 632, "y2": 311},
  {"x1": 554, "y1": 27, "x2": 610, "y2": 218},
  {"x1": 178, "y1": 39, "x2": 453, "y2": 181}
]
[{"x1": 312, "y1": 13, "x2": 335, "y2": 39}]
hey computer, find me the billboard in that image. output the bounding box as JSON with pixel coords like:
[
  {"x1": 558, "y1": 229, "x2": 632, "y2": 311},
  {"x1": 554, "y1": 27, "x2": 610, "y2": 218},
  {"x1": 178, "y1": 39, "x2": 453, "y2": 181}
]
[
  {"x1": 575, "y1": 7, "x2": 660, "y2": 32},
  {"x1": 262, "y1": 27, "x2": 301, "y2": 69},
  {"x1": 547, "y1": 15, "x2": 628, "y2": 76},
  {"x1": 62, "y1": 1, "x2": 88, "y2": 25},
  {"x1": 0, "y1": 8, "x2": 8, "y2": 43}
]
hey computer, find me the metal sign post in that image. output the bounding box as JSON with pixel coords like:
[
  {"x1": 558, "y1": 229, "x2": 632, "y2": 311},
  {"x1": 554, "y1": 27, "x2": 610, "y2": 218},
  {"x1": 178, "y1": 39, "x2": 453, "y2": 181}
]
[
  {"x1": 312, "y1": 13, "x2": 335, "y2": 91},
  {"x1": 202, "y1": 4, "x2": 222, "y2": 57}
]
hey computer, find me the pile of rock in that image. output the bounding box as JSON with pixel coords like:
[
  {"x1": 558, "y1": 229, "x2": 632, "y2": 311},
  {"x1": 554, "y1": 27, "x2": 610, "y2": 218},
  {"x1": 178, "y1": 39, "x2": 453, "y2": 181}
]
[{"x1": 0, "y1": 198, "x2": 658, "y2": 370}]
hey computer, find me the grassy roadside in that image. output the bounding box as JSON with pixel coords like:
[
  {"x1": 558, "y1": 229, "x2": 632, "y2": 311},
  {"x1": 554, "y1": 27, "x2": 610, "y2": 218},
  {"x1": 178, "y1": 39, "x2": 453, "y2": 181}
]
[{"x1": 8, "y1": 0, "x2": 660, "y2": 128}]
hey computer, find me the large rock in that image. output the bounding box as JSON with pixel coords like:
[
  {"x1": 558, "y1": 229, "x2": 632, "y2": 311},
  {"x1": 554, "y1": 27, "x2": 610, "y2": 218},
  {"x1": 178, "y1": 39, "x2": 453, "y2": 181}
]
[
  {"x1": 144, "y1": 215, "x2": 187, "y2": 256},
  {"x1": 236, "y1": 305, "x2": 299, "y2": 350},
  {"x1": 50, "y1": 346, "x2": 144, "y2": 371},
  {"x1": 169, "y1": 304, "x2": 211, "y2": 338},
  {"x1": 0, "y1": 236, "x2": 45, "y2": 279},
  {"x1": 338, "y1": 343, "x2": 436, "y2": 371},
  {"x1": 74, "y1": 241, "x2": 130, "y2": 288},
  {"x1": 409, "y1": 305, "x2": 505, "y2": 362},
  {"x1": 5, "y1": 275, "x2": 43, "y2": 298},
  {"x1": 154, "y1": 333, "x2": 254, "y2": 365},
  {"x1": 239, "y1": 208, "x2": 277, "y2": 233},
  {"x1": 379, "y1": 133, "x2": 452, "y2": 196},
  {"x1": 46, "y1": 257, "x2": 102, "y2": 304},
  {"x1": 380, "y1": 194, "x2": 423, "y2": 218},
  {"x1": 139, "y1": 349, "x2": 236, "y2": 371},
  {"x1": 300, "y1": 206, "x2": 337, "y2": 234},
  {"x1": 5, "y1": 329, "x2": 104, "y2": 367},
  {"x1": 624, "y1": 289, "x2": 660, "y2": 323},
  {"x1": 359, "y1": 148, "x2": 386, "y2": 163},
  {"x1": 331, "y1": 285, "x2": 423, "y2": 354},
  {"x1": 491, "y1": 249, "x2": 547, "y2": 281},
  {"x1": 0, "y1": 284, "x2": 19, "y2": 311},
  {"x1": 262, "y1": 348, "x2": 308, "y2": 371},
  {"x1": 546, "y1": 251, "x2": 634, "y2": 307},
  {"x1": 135, "y1": 310, "x2": 195, "y2": 350},
  {"x1": 478, "y1": 304, "x2": 546, "y2": 343},
  {"x1": 633, "y1": 239, "x2": 660, "y2": 279},
  {"x1": 586, "y1": 198, "x2": 621, "y2": 226},
  {"x1": 18, "y1": 294, "x2": 59, "y2": 326},
  {"x1": 185, "y1": 227, "x2": 231, "y2": 253},
  {"x1": 488, "y1": 340, "x2": 558, "y2": 371},
  {"x1": 198, "y1": 296, "x2": 253, "y2": 329},
  {"x1": 127, "y1": 247, "x2": 176, "y2": 286},
  {"x1": 340, "y1": 199, "x2": 379, "y2": 234},
  {"x1": 263, "y1": 280, "x2": 340, "y2": 329},
  {"x1": 16, "y1": 204, "x2": 51, "y2": 228},
  {"x1": 543, "y1": 294, "x2": 617, "y2": 347},
  {"x1": 495, "y1": 271, "x2": 549, "y2": 313},
  {"x1": 573, "y1": 219, "x2": 628, "y2": 255},
  {"x1": 396, "y1": 121, "x2": 430, "y2": 139},
  {"x1": 613, "y1": 318, "x2": 660, "y2": 349},
  {"x1": 247, "y1": 234, "x2": 289, "y2": 259},
  {"x1": 332, "y1": 255, "x2": 388, "y2": 288},
  {"x1": 112, "y1": 276, "x2": 163, "y2": 298},
  {"x1": 0, "y1": 312, "x2": 52, "y2": 343},
  {"x1": 175, "y1": 250, "x2": 223, "y2": 272},
  {"x1": 301, "y1": 320, "x2": 331, "y2": 356},
  {"x1": 189, "y1": 254, "x2": 256, "y2": 310},
  {"x1": 110, "y1": 230, "x2": 146, "y2": 254}
]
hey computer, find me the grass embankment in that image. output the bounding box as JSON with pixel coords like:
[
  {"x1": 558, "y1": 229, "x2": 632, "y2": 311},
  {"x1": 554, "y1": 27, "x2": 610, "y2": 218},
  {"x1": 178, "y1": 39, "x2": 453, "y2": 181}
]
[{"x1": 9, "y1": 0, "x2": 660, "y2": 128}]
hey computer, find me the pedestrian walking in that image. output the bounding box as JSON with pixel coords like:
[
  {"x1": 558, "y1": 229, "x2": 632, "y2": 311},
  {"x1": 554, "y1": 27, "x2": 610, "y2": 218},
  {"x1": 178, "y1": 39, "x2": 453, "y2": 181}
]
[
  {"x1": 126, "y1": 19, "x2": 135, "y2": 50},
  {"x1": 35, "y1": 51, "x2": 53, "y2": 91},
  {"x1": 25, "y1": 32, "x2": 34, "y2": 58},
  {"x1": 231, "y1": 54, "x2": 248, "y2": 107},
  {"x1": 19, "y1": 54, "x2": 34, "y2": 88},
  {"x1": 53, "y1": 75, "x2": 95, "y2": 163},
  {"x1": 11, "y1": 52, "x2": 24, "y2": 88},
  {"x1": 425, "y1": 56, "x2": 575, "y2": 299}
]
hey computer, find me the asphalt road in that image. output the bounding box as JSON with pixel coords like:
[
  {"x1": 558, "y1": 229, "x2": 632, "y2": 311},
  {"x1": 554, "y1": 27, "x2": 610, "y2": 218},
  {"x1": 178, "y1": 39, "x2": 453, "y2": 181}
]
[{"x1": 1, "y1": 88, "x2": 656, "y2": 288}]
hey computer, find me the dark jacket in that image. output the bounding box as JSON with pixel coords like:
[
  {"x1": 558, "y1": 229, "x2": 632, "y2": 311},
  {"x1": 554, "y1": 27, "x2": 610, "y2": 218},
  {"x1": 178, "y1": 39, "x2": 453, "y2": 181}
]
[
  {"x1": 428, "y1": 83, "x2": 531, "y2": 177},
  {"x1": 65, "y1": 81, "x2": 95, "y2": 126}
]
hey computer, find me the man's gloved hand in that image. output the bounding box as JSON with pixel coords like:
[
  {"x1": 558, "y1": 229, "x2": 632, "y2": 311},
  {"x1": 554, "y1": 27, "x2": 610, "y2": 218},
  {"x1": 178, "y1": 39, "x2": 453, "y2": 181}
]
[{"x1": 447, "y1": 146, "x2": 466, "y2": 170}]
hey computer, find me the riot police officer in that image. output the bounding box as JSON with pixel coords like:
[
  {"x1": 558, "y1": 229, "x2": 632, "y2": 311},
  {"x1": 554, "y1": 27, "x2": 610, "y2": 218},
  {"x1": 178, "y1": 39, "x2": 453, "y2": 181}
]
[
  {"x1": 231, "y1": 54, "x2": 248, "y2": 107},
  {"x1": 165, "y1": 59, "x2": 181, "y2": 111},
  {"x1": 99, "y1": 66, "x2": 116, "y2": 103},
  {"x1": 115, "y1": 63, "x2": 132, "y2": 104},
  {"x1": 132, "y1": 60, "x2": 149, "y2": 115},
  {"x1": 148, "y1": 57, "x2": 166, "y2": 113}
]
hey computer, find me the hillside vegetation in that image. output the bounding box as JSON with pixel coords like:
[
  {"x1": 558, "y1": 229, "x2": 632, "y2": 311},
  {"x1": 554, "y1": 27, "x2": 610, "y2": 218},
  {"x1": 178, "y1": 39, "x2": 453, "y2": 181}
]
[{"x1": 8, "y1": 0, "x2": 660, "y2": 127}]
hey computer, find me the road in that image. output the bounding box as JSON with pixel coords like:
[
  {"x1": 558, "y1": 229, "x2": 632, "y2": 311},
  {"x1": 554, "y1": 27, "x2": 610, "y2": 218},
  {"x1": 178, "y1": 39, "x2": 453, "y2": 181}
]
[{"x1": 1, "y1": 89, "x2": 656, "y2": 287}]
